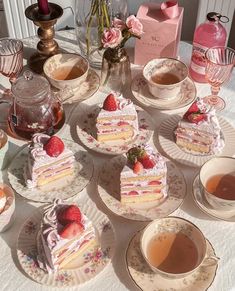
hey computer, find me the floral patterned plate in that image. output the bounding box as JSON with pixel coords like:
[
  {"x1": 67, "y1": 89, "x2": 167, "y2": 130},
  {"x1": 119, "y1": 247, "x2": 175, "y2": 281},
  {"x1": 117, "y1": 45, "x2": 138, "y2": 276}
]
[
  {"x1": 126, "y1": 230, "x2": 218, "y2": 291},
  {"x1": 192, "y1": 175, "x2": 235, "y2": 222},
  {"x1": 8, "y1": 140, "x2": 94, "y2": 203},
  {"x1": 17, "y1": 200, "x2": 115, "y2": 287},
  {"x1": 131, "y1": 75, "x2": 197, "y2": 110},
  {"x1": 98, "y1": 155, "x2": 186, "y2": 221},
  {"x1": 53, "y1": 69, "x2": 100, "y2": 104},
  {"x1": 157, "y1": 115, "x2": 235, "y2": 167},
  {"x1": 75, "y1": 102, "x2": 154, "y2": 155}
]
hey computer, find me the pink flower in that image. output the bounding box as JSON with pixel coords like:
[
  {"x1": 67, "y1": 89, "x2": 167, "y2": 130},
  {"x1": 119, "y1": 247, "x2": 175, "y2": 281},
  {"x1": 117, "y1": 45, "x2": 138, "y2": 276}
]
[
  {"x1": 101, "y1": 28, "x2": 123, "y2": 48},
  {"x1": 126, "y1": 15, "x2": 144, "y2": 37},
  {"x1": 112, "y1": 17, "x2": 126, "y2": 31}
]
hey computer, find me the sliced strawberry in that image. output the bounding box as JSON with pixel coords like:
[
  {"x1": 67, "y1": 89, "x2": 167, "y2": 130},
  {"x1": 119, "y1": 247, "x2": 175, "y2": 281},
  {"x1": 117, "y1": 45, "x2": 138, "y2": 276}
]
[
  {"x1": 187, "y1": 102, "x2": 199, "y2": 113},
  {"x1": 128, "y1": 191, "x2": 139, "y2": 196},
  {"x1": 148, "y1": 181, "x2": 161, "y2": 186},
  {"x1": 140, "y1": 155, "x2": 156, "y2": 169},
  {"x1": 117, "y1": 121, "x2": 129, "y2": 126},
  {"x1": 59, "y1": 221, "x2": 84, "y2": 239},
  {"x1": 58, "y1": 205, "x2": 82, "y2": 225},
  {"x1": 187, "y1": 113, "x2": 207, "y2": 124},
  {"x1": 103, "y1": 94, "x2": 117, "y2": 111},
  {"x1": 183, "y1": 101, "x2": 200, "y2": 119},
  {"x1": 133, "y1": 161, "x2": 143, "y2": 174},
  {"x1": 43, "y1": 136, "x2": 64, "y2": 157}
]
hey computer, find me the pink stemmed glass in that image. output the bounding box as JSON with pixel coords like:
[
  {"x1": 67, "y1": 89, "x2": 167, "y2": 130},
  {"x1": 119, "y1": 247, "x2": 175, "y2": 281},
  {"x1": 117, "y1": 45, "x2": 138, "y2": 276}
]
[
  {"x1": 0, "y1": 39, "x2": 23, "y2": 83},
  {"x1": 203, "y1": 46, "x2": 235, "y2": 111}
]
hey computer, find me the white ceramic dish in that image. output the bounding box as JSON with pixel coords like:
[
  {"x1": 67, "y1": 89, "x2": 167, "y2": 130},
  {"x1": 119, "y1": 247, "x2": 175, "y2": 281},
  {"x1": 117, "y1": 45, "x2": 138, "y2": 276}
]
[
  {"x1": 126, "y1": 230, "x2": 218, "y2": 291},
  {"x1": 98, "y1": 155, "x2": 186, "y2": 221},
  {"x1": 17, "y1": 199, "x2": 115, "y2": 287},
  {"x1": 157, "y1": 115, "x2": 235, "y2": 167},
  {"x1": 131, "y1": 75, "x2": 196, "y2": 110},
  {"x1": 8, "y1": 140, "x2": 94, "y2": 203}
]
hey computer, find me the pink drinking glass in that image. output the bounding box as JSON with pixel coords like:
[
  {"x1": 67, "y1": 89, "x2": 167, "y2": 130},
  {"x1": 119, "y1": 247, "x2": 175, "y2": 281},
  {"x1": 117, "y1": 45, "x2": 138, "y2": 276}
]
[
  {"x1": 204, "y1": 46, "x2": 235, "y2": 111},
  {"x1": 0, "y1": 39, "x2": 23, "y2": 83}
]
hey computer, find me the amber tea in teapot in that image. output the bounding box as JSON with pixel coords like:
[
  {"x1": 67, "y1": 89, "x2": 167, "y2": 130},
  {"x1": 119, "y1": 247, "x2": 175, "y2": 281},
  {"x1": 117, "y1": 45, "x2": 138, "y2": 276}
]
[{"x1": 8, "y1": 71, "x2": 64, "y2": 140}]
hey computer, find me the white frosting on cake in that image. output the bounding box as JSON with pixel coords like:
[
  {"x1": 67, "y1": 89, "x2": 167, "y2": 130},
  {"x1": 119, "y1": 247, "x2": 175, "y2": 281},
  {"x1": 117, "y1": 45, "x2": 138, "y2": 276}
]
[
  {"x1": 25, "y1": 134, "x2": 75, "y2": 188},
  {"x1": 37, "y1": 199, "x2": 95, "y2": 273}
]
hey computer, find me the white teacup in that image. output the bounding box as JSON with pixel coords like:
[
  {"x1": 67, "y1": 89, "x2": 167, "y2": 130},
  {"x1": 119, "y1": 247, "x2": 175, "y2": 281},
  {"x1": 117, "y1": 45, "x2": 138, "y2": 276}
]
[
  {"x1": 199, "y1": 156, "x2": 235, "y2": 212},
  {"x1": 0, "y1": 130, "x2": 9, "y2": 170},
  {"x1": 140, "y1": 217, "x2": 219, "y2": 279},
  {"x1": 43, "y1": 53, "x2": 89, "y2": 90},
  {"x1": 0, "y1": 183, "x2": 15, "y2": 232},
  {"x1": 143, "y1": 58, "x2": 188, "y2": 99}
]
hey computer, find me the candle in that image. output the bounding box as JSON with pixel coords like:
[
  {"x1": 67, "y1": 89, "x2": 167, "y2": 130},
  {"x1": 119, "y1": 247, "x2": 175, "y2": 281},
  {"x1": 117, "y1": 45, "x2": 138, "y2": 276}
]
[{"x1": 38, "y1": 0, "x2": 50, "y2": 15}]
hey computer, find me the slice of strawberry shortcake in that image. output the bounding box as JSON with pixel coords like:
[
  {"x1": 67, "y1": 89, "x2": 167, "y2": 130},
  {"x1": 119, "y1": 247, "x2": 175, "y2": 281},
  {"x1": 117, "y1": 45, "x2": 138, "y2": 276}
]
[
  {"x1": 37, "y1": 199, "x2": 96, "y2": 273},
  {"x1": 174, "y1": 98, "x2": 224, "y2": 154},
  {"x1": 96, "y1": 93, "x2": 139, "y2": 143},
  {"x1": 120, "y1": 145, "x2": 167, "y2": 204}
]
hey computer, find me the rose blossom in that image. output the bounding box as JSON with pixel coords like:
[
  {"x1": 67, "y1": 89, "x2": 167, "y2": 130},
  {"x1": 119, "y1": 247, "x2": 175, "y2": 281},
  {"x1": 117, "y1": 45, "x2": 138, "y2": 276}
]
[
  {"x1": 126, "y1": 15, "x2": 144, "y2": 37},
  {"x1": 101, "y1": 28, "x2": 123, "y2": 48},
  {"x1": 112, "y1": 17, "x2": 126, "y2": 31}
]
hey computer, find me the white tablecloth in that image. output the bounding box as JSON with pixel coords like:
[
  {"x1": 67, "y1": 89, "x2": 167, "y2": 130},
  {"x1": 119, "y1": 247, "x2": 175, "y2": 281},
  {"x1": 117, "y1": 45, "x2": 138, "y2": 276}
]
[{"x1": 0, "y1": 31, "x2": 235, "y2": 291}]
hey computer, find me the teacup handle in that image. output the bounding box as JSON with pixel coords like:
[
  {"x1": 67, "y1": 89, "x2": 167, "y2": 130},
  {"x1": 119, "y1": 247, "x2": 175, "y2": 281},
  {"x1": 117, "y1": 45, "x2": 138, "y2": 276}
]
[
  {"x1": 202, "y1": 255, "x2": 220, "y2": 267},
  {"x1": 55, "y1": 86, "x2": 74, "y2": 103}
]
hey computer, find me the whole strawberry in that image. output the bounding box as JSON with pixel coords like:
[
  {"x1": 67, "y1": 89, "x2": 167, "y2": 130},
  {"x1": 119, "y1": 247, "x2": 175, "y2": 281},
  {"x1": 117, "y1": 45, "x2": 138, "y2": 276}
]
[
  {"x1": 43, "y1": 136, "x2": 64, "y2": 157},
  {"x1": 58, "y1": 205, "x2": 82, "y2": 225},
  {"x1": 103, "y1": 94, "x2": 117, "y2": 111},
  {"x1": 183, "y1": 101, "x2": 200, "y2": 119},
  {"x1": 139, "y1": 154, "x2": 156, "y2": 169}
]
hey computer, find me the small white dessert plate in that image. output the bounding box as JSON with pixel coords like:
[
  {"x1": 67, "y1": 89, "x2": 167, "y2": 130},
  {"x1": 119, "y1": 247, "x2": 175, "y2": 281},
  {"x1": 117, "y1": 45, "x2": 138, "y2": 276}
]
[
  {"x1": 8, "y1": 140, "x2": 94, "y2": 203},
  {"x1": 157, "y1": 115, "x2": 235, "y2": 167},
  {"x1": 16, "y1": 199, "x2": 115, "y2": 287},
  {"x1": 75, "y1": 102, "x2": 154, "y2": 155},
  {"x1": 52, "y1": 69, "x2": 100, "y2": 104},
  {"x1": 192, "y1": 175, "x2": 235, "y2": 222},
  {"x1": 131, "y1": 75, "x2": 197, "y2": 110},
  {"x1": 98, "y1": 155, "x2": 186, "y2": 221},
  {"x1": 126, "y1": 230, "x2": 218, "y2": 291}
]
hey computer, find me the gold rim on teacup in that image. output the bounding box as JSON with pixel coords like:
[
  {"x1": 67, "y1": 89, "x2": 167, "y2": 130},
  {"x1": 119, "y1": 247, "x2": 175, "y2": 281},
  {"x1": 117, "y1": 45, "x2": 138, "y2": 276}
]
[
  {"x1": 43, "y1": 53, "x2": 89, "y2": 90},
  {"x1": 199, "y1": 156, "x2": 235, "y2": 212},
  {"x1": 143, "y1": 58, "x2": 188, "y2": 100},
  {"x1": 140, "y1": 216, "x2": 219, "y2": 279}
]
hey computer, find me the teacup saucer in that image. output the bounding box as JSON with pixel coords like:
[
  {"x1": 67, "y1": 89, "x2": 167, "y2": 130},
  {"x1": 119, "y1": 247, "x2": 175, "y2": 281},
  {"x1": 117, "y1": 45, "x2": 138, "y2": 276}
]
[
  {"x1": 131, "y1": 75, "x2": 196, "y2": 110},
  {"x1": 52, "y1": 69, "x2": 100, "y2": 104},
  {"x1": 192, "y1": 175, "x2": 235, "y2": 222},
  {"x1": 126, "y1": 230, "x2": 218, "y2": 291}
]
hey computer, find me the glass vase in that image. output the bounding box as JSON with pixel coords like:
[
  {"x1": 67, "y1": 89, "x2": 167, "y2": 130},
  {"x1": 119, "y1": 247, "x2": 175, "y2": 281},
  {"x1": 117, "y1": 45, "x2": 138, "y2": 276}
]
[
  {"x1": 75, "y1": 0, "x2": 128, "y2": 68},
  {"x1": 101, "y1": 46, "x2": 131, "y2": 94}
]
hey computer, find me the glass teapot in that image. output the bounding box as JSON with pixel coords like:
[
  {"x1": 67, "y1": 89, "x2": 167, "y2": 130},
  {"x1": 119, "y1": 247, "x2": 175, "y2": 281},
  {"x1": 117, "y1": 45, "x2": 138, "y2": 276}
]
[{"x1": 8, "y1": 71, "x2": 64, "y2": 140}]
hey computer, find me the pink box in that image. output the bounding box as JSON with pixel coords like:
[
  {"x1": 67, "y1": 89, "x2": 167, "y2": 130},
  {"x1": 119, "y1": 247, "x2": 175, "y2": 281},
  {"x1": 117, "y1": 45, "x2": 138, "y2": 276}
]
[{"x1": 134, "y1": 3, "x2": 184, "y2": 65}]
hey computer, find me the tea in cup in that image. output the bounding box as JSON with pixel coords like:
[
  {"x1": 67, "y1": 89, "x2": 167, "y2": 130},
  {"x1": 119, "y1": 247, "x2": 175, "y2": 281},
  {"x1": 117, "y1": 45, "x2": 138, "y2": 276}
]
[
  {"x1": 140, "y1": 217, "x2": 218, "y2": 279},
  {"x1": 0, "y1": 130, "x2": 9, "y2": 170},
  {"x1": 143, "y1": 58, "x2": 188, "y2": 99},
  {"x1": 199, "y1": 156, "x2": 235, "y2": 211}
]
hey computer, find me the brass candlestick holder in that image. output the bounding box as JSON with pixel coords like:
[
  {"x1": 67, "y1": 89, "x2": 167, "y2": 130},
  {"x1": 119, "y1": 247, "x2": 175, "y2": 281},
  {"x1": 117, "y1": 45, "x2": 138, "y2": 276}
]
[{"x1": 25, "y1": 3, "x2": 63, "y2": 73}]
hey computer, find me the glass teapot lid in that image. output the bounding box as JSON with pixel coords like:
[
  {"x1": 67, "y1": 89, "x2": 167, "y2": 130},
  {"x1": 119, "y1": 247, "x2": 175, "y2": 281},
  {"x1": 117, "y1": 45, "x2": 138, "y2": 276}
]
[{"x1": 12, "y1": 70, "x2": 50, "y2": 102}]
